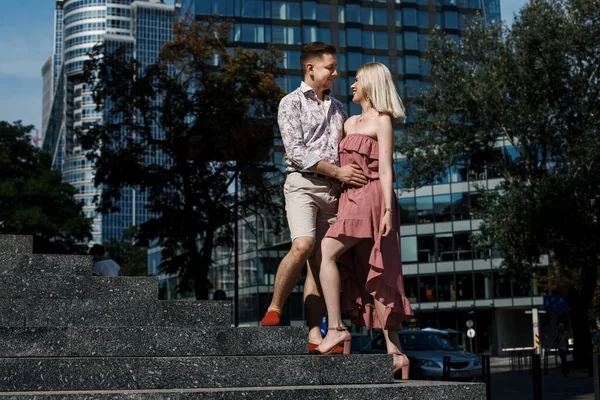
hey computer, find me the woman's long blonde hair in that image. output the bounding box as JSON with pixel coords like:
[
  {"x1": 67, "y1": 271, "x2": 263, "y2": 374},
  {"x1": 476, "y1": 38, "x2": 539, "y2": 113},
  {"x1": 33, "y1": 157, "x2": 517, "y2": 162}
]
[{"x1": 357, "y1": 62, "x2": 406, "y2": 120}]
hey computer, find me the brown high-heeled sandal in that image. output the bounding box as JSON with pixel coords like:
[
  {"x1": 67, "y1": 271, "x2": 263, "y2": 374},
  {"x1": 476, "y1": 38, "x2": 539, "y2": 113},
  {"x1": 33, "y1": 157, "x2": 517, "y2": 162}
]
[
  {"x1": 312, "y1": 325, "x2": 351, "y2": 355},
  {"x1": 391, "y1": 351, "x2": 410, "y2": 380}
]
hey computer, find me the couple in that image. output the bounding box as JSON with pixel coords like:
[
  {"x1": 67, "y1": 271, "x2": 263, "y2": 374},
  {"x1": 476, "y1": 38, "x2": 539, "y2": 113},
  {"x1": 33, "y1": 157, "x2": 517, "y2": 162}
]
[{"x1": 261, "y1": 41, "x2": 414, "y2": 379}]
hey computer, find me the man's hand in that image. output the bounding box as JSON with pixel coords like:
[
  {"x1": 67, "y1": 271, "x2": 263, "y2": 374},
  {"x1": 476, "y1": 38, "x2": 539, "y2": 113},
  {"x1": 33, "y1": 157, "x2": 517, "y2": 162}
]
[{"x1": 336, "y1": 164, "x2": 368, "y2": 187}]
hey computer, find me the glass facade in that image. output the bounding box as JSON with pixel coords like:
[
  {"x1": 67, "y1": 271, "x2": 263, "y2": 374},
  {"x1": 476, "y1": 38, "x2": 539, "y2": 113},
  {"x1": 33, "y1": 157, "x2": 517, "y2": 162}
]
[{"x1": 44, "y1": 0, "x2": 175, "y2": 245}]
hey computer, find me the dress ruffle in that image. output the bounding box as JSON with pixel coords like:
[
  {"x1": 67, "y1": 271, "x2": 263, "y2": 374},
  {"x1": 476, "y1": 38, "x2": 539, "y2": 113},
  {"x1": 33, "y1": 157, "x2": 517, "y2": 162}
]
[{"x1": 325, "y1": 133, "x2": 414, "y2": 330}]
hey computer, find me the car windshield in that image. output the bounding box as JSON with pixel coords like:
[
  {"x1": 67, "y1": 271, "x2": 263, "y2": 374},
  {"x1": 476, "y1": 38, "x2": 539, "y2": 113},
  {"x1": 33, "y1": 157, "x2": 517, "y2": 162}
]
[{"x1": 400, "y1": 333, "x2": 459, "y2": 351}]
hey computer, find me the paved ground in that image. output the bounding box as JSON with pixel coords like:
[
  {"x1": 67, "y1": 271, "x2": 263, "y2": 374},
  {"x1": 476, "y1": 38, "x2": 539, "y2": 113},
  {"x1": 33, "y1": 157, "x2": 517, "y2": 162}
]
[{"x1": 490, "y1": 357, "x2": 594, "y2": 400}]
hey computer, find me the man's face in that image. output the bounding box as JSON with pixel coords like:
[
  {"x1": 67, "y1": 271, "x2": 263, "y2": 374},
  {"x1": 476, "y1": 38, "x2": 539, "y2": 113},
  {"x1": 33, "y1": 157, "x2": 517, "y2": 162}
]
[{"x1": 306, "y1": 53, "x2": 338, "y2": 91}]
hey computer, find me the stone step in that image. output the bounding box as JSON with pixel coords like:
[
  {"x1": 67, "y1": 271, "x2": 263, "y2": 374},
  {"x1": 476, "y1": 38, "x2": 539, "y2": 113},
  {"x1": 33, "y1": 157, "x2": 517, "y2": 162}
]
[
  {"x1": 0, "y1": 254, "x2": 92, "y2": 276},
  {"x1": 0, "y1": 276, "x2": 158, "y2": 300},
  {"x1": 0, "y1": 235, "x2": 32, "y2": 254},
  {"x1": 0, "y1": 355, "x2": 393, "y2": 391},
  {"x1": 0, "y1": 381, "x2": 486, "y2": 399},
  {"x1": 0, "y1": 326, "x2": 307, "y2": 357},
  {"x1": 0, "y1": 299, "x2": 231, "y2": 328}
]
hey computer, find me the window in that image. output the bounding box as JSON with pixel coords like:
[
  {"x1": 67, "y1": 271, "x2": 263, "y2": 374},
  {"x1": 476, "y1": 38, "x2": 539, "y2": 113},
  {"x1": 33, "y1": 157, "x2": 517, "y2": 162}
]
[
  {"x1": 403, "y1": 8, "x2": 417, "y2": 26},
  {"x1": 303, "y1": 26, "x2": 317, "y2": 43},
  {"x1": 405, "y1": 276, "x2": 419, "y2": 303},
  {"x1": 404, "y1": 32, "x2": 418, "y2": 50},
  {"x1": 415, "y1": 196, "x2": 433, "y2": 223},
  {"x1": 318, "y1": 28, "x2": 331, "y2": 43},
  {"x1": 272, "y1": 26, "x2": 300, "y2": 45},
  {"x1": 418, "y1": 10, "x2": 429, "y2": 28},
  {"x1": 240, "y1": 0, "x2": 265, "y2": 17},
  {"x1": 373, "y1": 8, "x2": 388, "y2": 25},
  {"x1": 444, "y1": 11, "x2": 458, "y2": 29},
  {"x1": 339, "y1": 30, "x2": 346, "y2": 47},
  {"x1": 346, "y1": 4, "x2": 361, "y2": 23},
  {"x1": 456, "y1": 273, "x2": 474, "y2": 300},
  {"x1": 451, "y1": 193, "x2": 470, "y2": 220},
  {"x1": 493, "y1": 271, "x2": 511, "y2": 298},
  {"x1": 272, "y1": 2, "x2": 300, "y2": 20},
  {"x1": 347, "y1": 28, "x2": 362, "y2": 47},
  {"x1": 417, "y1": 235, "x2": 434, "y2": 262},
  {"x1": 318, "y1": 4, "x2": 330, "y2": 20},
  {"x1": 396, "y1": 33, "x2": 404, "y2": 51},
  {"x1": 474, "y1": 272, "x2": 492, "y2": 299},
  {"x1": 399, "y1": 197, "x2": 417, "y2": 225},
  {"x1": 338, "y1": 6, "x2": 345, "y2": 23},
  {"x1": 433, "y1": 195, "x2": 452, "y2": 222},
  {"x1": 397, "y1": 57, "x2": 404, "y2": 74},
  {"x1": 406, "y1": 55, "x2": 419, "y2": 74},
  {"x1": 438, "y1": 274, "x2": 456, "y2": 301},
  {"x1": 436, "y1": 233, "x2": 454, "y2": 262},
  {"x1": 420, "y1": 275, "x2": 437, "y2": 302},
  {"x1": 401, "y1": 236, "x2": 418, "y2": 263},
  {"x1": 302, "y1": 1, "x2": 317, "y2": 20},
  {"x1": 348, "y1": 52, "x2": 362, "y2": 71},
  {"x1": 419, "y1": 34, "x2": 430, "y2": 52}
]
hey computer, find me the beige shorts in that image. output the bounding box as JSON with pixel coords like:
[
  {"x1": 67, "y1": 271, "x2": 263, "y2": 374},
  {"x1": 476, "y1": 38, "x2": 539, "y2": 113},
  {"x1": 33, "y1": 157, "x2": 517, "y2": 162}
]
[{"x1": 284, "y1": 172, "x2": 341, "y2": 243}]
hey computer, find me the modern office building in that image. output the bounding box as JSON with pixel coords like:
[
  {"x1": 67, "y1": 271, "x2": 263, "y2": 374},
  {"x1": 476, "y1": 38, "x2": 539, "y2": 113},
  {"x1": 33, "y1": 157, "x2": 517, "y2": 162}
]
[
  {"x1": 158, "y1": 0, "x2": 554, "y2": 355},
  {"x1": 42, "y1": 0, "x2": 175, "y2": 244}
]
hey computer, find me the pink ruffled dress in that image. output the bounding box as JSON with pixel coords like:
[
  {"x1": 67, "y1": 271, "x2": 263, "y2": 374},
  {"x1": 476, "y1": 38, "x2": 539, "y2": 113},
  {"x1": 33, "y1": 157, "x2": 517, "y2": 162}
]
[{"x1": 325, "y1": 133, "x2": 414, "y2": 330}]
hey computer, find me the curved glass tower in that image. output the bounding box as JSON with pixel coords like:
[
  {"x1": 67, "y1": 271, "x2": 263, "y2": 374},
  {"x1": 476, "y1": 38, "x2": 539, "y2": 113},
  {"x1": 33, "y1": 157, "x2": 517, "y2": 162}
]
[{"x1": 43, "y1": 0, "x2": 174, "y2": 244}]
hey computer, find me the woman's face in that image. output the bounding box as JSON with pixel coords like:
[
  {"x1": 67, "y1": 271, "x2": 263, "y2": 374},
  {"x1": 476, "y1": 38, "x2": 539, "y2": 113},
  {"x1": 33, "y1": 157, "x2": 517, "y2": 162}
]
[{"x1": 351, "y1": 73, "x2": 366, "y2": 104}]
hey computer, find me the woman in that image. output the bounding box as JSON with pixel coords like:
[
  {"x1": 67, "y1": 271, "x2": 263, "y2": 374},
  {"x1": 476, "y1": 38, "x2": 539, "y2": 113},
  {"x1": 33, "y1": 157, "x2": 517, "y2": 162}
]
[{"x1": 313, "y1": 62, "x2": 414, "y2": 380}]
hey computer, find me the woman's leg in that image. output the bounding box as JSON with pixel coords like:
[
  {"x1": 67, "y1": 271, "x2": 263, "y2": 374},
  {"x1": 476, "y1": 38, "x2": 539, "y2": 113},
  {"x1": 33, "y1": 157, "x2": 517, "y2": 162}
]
[
  {"x1": 316, "y1": 235, "x2": 362, "y2": 352},
  {"x1": 355, "y1": 240, "x2": 409, "y2": 379}
]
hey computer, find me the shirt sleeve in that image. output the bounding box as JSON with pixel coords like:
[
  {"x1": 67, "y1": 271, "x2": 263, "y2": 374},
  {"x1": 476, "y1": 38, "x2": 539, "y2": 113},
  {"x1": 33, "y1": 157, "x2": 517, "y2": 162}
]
[{"x1": 278, "y1": 95, "x2": 321, "y2": 170}]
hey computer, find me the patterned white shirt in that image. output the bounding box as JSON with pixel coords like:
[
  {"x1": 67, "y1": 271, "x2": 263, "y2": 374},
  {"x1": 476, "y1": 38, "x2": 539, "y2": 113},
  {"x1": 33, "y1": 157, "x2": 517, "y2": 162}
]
[{"x1": 278, "y1": 82, "x2": 347, "y2": 173}]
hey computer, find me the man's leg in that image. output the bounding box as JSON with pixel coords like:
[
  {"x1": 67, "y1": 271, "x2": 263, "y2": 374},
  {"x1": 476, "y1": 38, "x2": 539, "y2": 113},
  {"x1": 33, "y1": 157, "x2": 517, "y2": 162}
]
[{"x1": 262, "y1": 236, "x2": 314, "y2": 326}]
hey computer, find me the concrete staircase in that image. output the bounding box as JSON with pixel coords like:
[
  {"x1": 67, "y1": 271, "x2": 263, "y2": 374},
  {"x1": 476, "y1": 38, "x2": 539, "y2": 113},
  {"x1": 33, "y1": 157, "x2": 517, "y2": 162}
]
[{"x1": 0, "y1": 235, "x2": 484, "y2": 399}]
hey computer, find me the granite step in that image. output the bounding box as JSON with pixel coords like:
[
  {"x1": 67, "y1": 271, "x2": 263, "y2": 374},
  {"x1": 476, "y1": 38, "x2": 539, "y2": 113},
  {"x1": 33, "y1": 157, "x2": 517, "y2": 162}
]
[
  {"x1": 0, "y1": 299, "x2": 232, "y2": 328},
  {"x1": 0, "y1": 235, "x2": 32, "y2": 254},
  {"x1": 0, "y1": 326, "x2": 307, "y2": 357},
  {"x1": 0, "y1": 276, "x2": 158, "y2": 300},
  {"x1": 0, "y1": 381, "x2": 486, "y2": 399},
  {"x1": 0, "y1": 354, "x2": 393, "y2": 391},
  {"x1": 0, "y1": 254, "x2": 93, "y2": 276}
]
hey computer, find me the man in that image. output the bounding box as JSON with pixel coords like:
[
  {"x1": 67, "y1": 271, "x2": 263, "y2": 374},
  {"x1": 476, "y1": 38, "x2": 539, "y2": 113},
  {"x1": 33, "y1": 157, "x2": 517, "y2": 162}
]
[
  {"x1": 90, "y1": 244, "x2": 121, "y2": 277},
  {"x1": 261, "y1": 42, "x2": 367, "y2": 351}
]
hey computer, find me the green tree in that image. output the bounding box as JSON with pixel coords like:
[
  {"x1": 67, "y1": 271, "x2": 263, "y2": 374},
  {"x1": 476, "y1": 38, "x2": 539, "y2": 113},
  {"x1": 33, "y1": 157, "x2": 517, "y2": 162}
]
[
  {"x1": 79, "y1": 17, "x2": 285, "y2": 299},
  {"x1": 0, "y1": 121, "x2": 91, "y2": 253},
  {"x1": 103, "y1": 227, "x2": 148, "y2": 276},
  {"x1": 400, "y1": 0, "x2": 600, "y2": 365}
]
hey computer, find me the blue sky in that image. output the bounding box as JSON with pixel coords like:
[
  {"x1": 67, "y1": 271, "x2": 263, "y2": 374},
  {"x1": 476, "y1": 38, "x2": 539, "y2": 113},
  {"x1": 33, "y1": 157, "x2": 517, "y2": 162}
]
[{"x1": 0, "y1": 0, "x2": 526, "y2": 137}]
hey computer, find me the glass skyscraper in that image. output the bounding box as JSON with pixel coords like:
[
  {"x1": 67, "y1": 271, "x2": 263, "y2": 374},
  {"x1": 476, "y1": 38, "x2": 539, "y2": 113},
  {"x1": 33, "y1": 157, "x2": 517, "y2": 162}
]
[{"x1": 43, "y1": 0, "x2": 174, "y2": 244}]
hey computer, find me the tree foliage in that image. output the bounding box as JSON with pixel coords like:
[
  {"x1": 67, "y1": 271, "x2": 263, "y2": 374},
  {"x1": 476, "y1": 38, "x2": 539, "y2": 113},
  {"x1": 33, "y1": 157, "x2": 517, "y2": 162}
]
[
  {"x1": 400, "y1": 0, "x2": 600, "y2": 364},
  {"x1": 79, "y1": 16, "x2": 285, "y2": 299},
  {"x1": 0, "y1": 121, "x2": 91, "y2": 253},
  {"x1": 103, "y1": 227, "x2": 148, "y2": 276}
]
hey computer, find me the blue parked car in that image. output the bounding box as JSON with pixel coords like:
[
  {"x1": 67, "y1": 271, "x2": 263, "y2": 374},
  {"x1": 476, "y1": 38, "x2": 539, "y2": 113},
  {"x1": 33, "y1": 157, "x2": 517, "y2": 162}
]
[{"x1": 358, "y1": 329, "x2": 482, "y2": 381}]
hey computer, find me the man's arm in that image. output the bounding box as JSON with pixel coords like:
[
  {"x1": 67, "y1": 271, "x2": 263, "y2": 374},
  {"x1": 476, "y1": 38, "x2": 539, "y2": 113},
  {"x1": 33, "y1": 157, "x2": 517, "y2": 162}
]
[{"x1": 311, "y1": 160, "x2": 367, "y2": 187}]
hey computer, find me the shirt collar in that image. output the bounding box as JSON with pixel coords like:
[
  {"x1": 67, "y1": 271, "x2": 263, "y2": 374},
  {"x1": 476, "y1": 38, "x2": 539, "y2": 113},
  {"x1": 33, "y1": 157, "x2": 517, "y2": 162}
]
[{"x1": 300, "y1": 81, "x2": 331, "y2": 98}]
